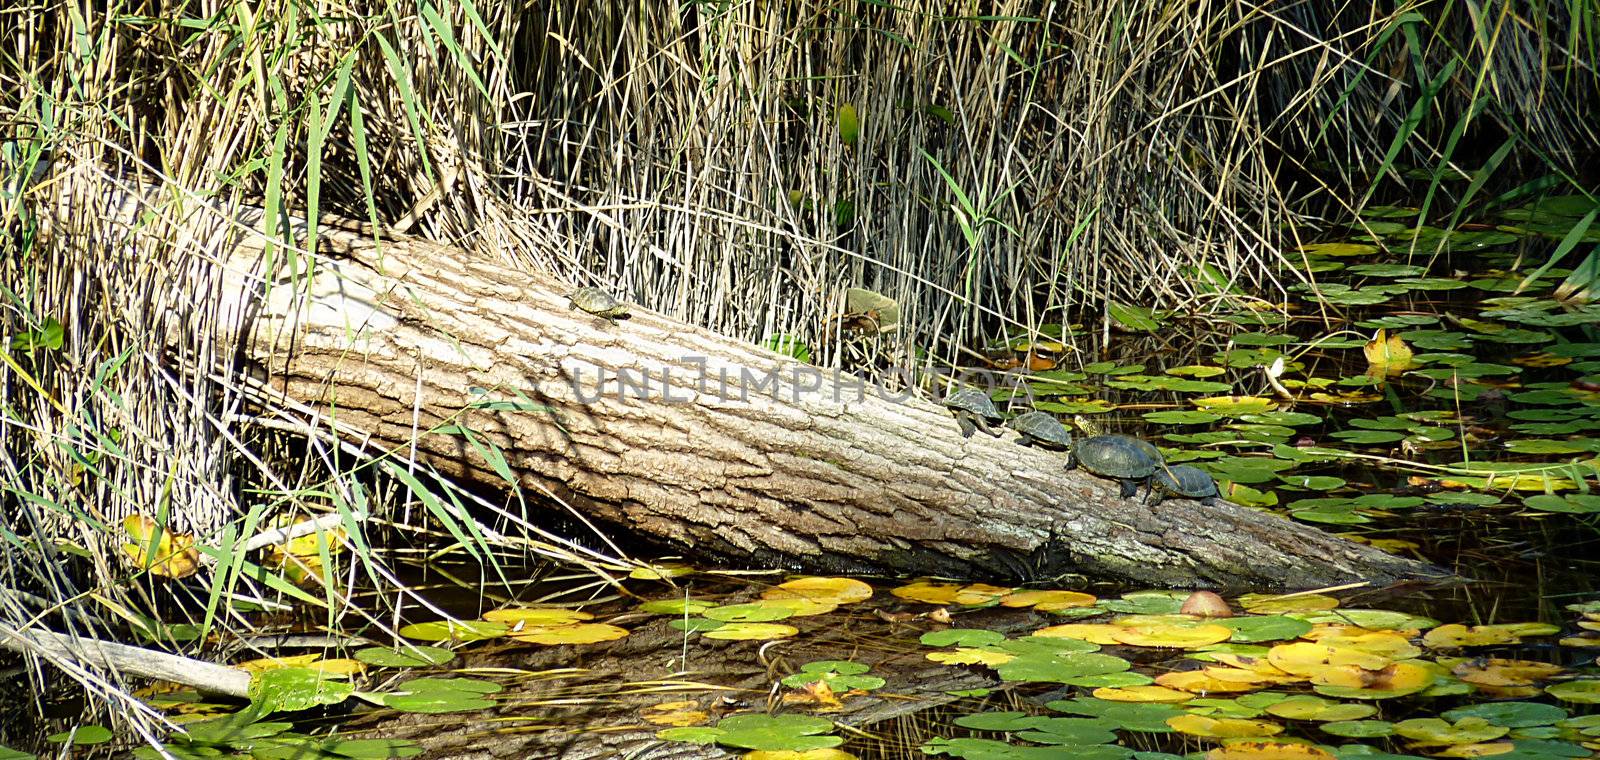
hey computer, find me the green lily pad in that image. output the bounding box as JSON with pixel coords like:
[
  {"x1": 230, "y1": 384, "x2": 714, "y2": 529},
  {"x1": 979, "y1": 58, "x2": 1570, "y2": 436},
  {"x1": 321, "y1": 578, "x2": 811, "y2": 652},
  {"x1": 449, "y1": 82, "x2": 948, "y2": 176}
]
[
  {"x1": 355, "y1": 646, "x2": 456, "y2": 668},
  {"x1": 1442, "y1": 702, "x2": 1568, "y2": 728}
]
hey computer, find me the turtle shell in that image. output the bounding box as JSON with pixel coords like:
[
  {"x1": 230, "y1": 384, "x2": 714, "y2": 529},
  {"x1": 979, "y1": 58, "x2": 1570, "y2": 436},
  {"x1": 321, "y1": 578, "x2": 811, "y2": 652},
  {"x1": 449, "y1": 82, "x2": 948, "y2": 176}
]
[
  {"x1": 1071, "y1": 435, "x2": 1162, "y2": 480},
  {"x1": 569, "y1": 287, "x2": 628, "y2": 317},
  {"x1": 1149, "y1": 465, "x2": 1219, "y2": 504},
  {"x1": 943, "y1": 388, "x2": 1002, "y2": 421},
  {"x1": 1007, "y1": 411, "x2": 1073, "y2": 448}
]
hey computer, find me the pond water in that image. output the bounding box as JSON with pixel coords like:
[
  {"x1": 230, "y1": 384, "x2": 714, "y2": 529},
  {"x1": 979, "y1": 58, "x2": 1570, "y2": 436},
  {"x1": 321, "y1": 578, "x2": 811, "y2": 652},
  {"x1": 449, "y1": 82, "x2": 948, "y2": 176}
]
[{"x1": 27, "y1": 196, "x2": 1600, "y2": 760}]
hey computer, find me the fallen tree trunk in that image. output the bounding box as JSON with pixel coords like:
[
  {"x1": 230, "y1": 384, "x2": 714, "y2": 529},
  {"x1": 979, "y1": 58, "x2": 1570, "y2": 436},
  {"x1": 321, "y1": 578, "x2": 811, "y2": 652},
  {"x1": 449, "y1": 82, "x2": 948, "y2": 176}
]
[{"x1": 69, "y1": 175, "x2": 1447, "y2": 589}]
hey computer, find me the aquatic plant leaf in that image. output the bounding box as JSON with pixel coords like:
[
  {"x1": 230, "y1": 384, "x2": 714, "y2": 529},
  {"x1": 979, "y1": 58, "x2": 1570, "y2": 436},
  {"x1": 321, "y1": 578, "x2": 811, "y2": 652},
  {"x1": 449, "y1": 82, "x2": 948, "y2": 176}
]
[
  {"x1": 761, "y1": 598, "x2": 839, "y2": 617},
  {"x1": 1143, "y1": 410, "x2": 1223, "y2": 424},
  {"x1": 1504, "y1": 439, "x2": 1598, "y2": 454},
  {"x1": 926, "y1": 647, "x2": 1015, "y2": 667},
  {"x1": 629, "y1": 563, "x2": 695, "y2": 580},
  {"x1": 1423, "y1": 623, "x2": 1560, "y2": 649},
  {"x1": 1001, "y1": 589, "x2": 1097, "y2": 610},
  {"x1": 1522, "y1": 494, "x2": 1600, "y2": 513},
  {"x1": 1394, "y1": 717, "x2": 1509, "y2": 746},
  {"x1": 1238, "y1": 594, "x2": 1339, "y2": 615},
  {"x1": 1264, "y1": 696, "x2": 1376, "y2": 722},
  {"x1": 1279, "y1": 475, "x2": 1347, "y2": 490},
  {"x1": 639, "y1": 598, "x2": 715, "y2": 615},
  {"x1": 1111, "y1": 623, "x2": 1234, "y2": 649},
  {"x1": 704, "y1": 603, "x2": 795, "y2": 623},
  {"x1": 1363, "y1": 329, "x2": 1414, "y2": 374},
  {"x1": 510, "y1": 623, "x2": 630, "y2": 645},
  {"x1": 250, "y1": 667, "x2": 355, "y2": 712},
  {"x1": 1109, "y1": 302, "x2": 1163, "y2": 332},
  {"x1": 1205, "y1": 741, "x2": 1337, "y2": 760},
  {"x1": 45, "y1": 726, "x2": 112, "y2": 746},
  {"x1": 1047, "y1": 696, "x2": 1184, "y2": 732},
  {"x1": 355, "y1": 646, "x2": 455, "y2": 668},
  {"x1": 952, "y1": 583, "x2": 1014, "y2": 606},
  {"x1": 1319, "y1": 720, "x2": 1395, "y2": 738},
  {"x1": 1091, "y1": 685, "x2": 1195, "y2": 703},
  {"x1": 1181, "y1": 395, "x2": 1276, "y2": 417},
  {"x1": 1329, "y1": 430, "x2": 1405, "y2": 444},
  {"x1": 667, "y1": 618, "x2": 725, "y2": 633},
  {"x1": 320, "y1": 739, "x2": 425, "y2": 759},
  {"x1": 764, "y1": 576, "x2": 874, "y2": 605},
  {"x1": 1301, "y1": 243, "x2": 1379, "y2": 257},
  {"x1": 1349, "y1": 264, "x2": 1427, "y2": 277},
  {"x1": 1545, "y1": 680, "x2": 1600, "y2": 704},
  {"x1": 1217, "y1": 616, "x2": 1314, "y2": 643},
  {"x1": 1167, "y1": 364, "x2": 1229, "y2": 377},
  {"x1": 953, "y1": 711, "x2": 1036, "y2": 731},
  {"x1": 1451, "y1": 658, "x2": 1564, "y2": 686},
  {"x1": 996, "y1": 651, "x2": 1131, "y2": 684},
  {"x1": 1156, "y1": 670, "x2": 1269, "y2": 693},
  {"x1": 1288, "y1": 609, "x2": 1438, "y2": 630},
  {"x1": 1442, "y1": 702, "x2": 1567, "y2": 728},
  {"x1": 701, "y1": 622, "x2": 799, "y2": 641},
  {"x1": 482, "y1": 607, "x2": 592, "y2": 626},
  {"x1": 397, "y1": 620, "x2": 506, "y2": 642},
  {"x1": 1166, "y1": 714, "x2": 1283, "y2": 738},
  {"x1": 921, "y1": 629, "x2": 1007, "y2": 647},
  {"x1": 1015, "y1": 716, "x2": 1119, "y2": 745}
]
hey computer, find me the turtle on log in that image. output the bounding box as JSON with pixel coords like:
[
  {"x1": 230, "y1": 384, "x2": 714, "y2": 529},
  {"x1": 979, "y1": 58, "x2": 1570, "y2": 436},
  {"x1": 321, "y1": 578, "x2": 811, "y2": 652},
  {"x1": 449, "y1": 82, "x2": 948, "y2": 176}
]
[
  {"x1": 1067, "y1": 434, "x2": 1163, "y2": 497},
  {"x1": 568, "y1": 287, "x2": 631, "y2": 320},
  {"x1": 1006, "y1": 411, "x2": 1074, "y2": 450},
  {"x1": 943, "y1": 388, "x2": 1004, "y2": 438}
]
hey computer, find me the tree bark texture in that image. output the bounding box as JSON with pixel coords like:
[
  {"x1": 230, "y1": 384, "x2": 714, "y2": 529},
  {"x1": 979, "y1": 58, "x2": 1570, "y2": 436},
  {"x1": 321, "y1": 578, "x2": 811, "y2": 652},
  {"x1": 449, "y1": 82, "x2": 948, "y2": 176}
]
[{"x1": 71, "y1": 179, "x2": 1448, "y2": 590}]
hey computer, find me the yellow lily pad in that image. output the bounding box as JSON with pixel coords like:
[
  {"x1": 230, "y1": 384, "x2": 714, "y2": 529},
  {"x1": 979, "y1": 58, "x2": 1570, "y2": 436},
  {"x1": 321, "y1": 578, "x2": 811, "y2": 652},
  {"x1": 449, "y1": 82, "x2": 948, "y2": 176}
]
[
  {"x1": 700, "y1": 623, "x2": 799, "y2": 641},
  {"x1": 926, "y1": 648, "x2": 1016, "y2": 667},
  {"x1": 1268, "y1": 642, "x2": 1391, "y2": 676},
  {"x1": 1192, "y1": 396, "x2": 1279, "y2": 415},
  {"x1": 629, "y1": 563, "x2": 696, "y2": 580},
  {"x1": 1034, "y1": 623, "x2": 1122, "y2": 646},
  {"x1": 1424, "y1": 623, "x2": 1562, "y2": 649},
  {"x1": 641, "y1": 701, "x2": 709, "y2": 727},
  {"x1": 1112, "y1": 623, "x2": 1234, "y2": 649},
  {"x1": 1000, "y1": 589, "x2": 1098, "y2": 610},
  {"x1": 1167, "y1": 714, "x2": 1284, "y2": 739},
  {"x1": 397, "y1": 620, "x2": 508, "y2": 642},
  {"x1": 510, "y1": 623, "x2": 630, "y2": 645},
  {"x1": 1091, "y1": 685, "x2": 1195, "y2": 703},
  {"x1": 1364, "y1": 329, "x2": 1415, "y2": 375},
  {"x1": 1452, "y1": 658, "x2": 1564, "y2": 686},
  {"x1": 482, "y1": 607, "x2": 593, "y2": 626},
  {"x1": 890, "y1": 580, "x2": 965, "y2": 605},
  {"x1": 763, "y1": 577, "x2": 874, "y2": 605},
  {"x1": 952, "y1": 583, "x2": 1013, "y2": 606},
  {"x1": 1206, "y1": 741, "x2": 1337, "y2": 760},
  {"x1": 1155, "y1": 670, "x2": 1265, "y2": 693},
  {"x1": 1394, "y1": 716, "x2": 1509, "y2": 746}
]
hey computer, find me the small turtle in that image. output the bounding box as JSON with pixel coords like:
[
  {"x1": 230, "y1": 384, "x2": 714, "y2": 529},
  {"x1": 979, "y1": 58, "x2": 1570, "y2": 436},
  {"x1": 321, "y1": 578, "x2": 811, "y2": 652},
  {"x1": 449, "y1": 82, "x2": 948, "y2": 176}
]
[
  {"x1": 1067, "y1": 434, "x2": 1163, "y2": 497},
  {"x1": 569, "y1": 287, "x2": 631, "y2": 319},
  {"x1": 943, "y1": 388, "x2": 1004, "y2": 438},
  {"x1": 1145, "y1": 464, "x2": 1220, "y2": 506},
  {"x1": 1007, "y1": 411, "x2": 1074, "y2": 450}
]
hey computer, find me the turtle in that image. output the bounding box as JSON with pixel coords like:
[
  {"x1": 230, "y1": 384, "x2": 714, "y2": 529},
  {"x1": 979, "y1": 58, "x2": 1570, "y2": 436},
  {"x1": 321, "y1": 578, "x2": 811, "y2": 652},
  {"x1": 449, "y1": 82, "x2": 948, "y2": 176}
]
[
  {"x1": 943, "y1": 388, "x2": 1004, "y2": 438},
  {"x1": 1145, "y1": 464, "x2": 1220, "y2": 506},
  {"x1": 1007, "y1": 410, "x2": 1074, "y2": 450},
  {"x1": 1066, "y1": 434, "x2": 1163, "y2": 497},
  {"x1": 568, "y1": 287, "x2": 631, "y2": 319}
]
